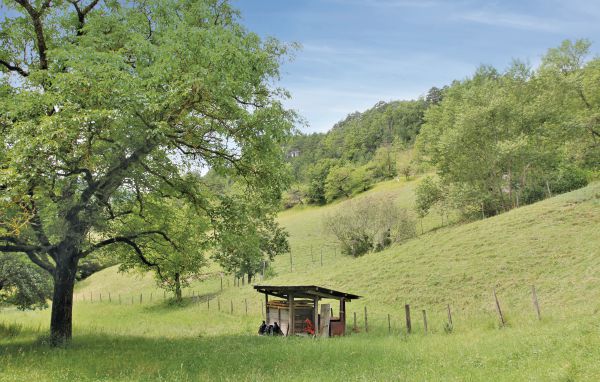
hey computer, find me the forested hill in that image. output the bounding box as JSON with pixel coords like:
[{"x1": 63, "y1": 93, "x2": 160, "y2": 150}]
[{"x1": 282, "y1": 95, "x2": 440, "y2": 206}]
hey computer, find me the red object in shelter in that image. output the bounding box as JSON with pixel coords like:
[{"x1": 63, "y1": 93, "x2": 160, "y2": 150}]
[{"x1": 304, "y1": 318, "x2": 315, "y2": 335}]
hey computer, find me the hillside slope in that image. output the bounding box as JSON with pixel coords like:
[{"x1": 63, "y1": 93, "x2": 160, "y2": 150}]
[
  {"x1": 3, "y1": 179, "x2": 598, "y2": 337},
  {"x1": 2, "y1": 180, "x2": 600, "y2": 381}
]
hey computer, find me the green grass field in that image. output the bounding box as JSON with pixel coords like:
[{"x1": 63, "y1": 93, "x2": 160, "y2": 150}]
[{"x1": 1, "y1": 178, "x2": 600, "y2": 381}]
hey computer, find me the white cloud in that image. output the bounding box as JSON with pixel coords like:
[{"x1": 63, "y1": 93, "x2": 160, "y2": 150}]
[{"x1": 457, "y1": 10, "x2": 562, "y2": 32}]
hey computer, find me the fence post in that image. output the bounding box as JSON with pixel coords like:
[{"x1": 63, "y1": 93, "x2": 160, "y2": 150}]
[
  {"x1": 405, "y1": 304, "x2": 412, "y2": 334},
  {"x1": 364, "y1": 306, "x2": 368, "y2": 333},
  {"x1": 422, "y1": 309, "x2": 428, "y2": 334},
  {"x1": 493, "y1": 288, "x2": 505, "y2": 326},
  {"x1": 532, "y1": 285, "x2": 541, "y2": 320}
]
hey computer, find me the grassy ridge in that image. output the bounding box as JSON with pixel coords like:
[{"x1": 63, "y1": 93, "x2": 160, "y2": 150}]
[{"x1": 1, "y1": 179, "x2": 599, "y2": 381}]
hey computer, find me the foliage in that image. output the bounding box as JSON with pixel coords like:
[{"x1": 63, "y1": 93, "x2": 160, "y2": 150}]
[
  {"x1": 116, "y1": 197, "x2": 210, "y2": 301},
  {"x1": 369, "y1": 145, "x2": 397, "y2": 180},
  {"x1": 324, "y1": 196, "x2": 415, "y2": 256},
  {"x1": 414, "y1": 177, "x2": 444, "y2": 219},
  {"x1": 324, "y1": 163, "x2": 373, "y2": 202},
  {"x1": 285, "y1": 99, "x2": 427, "y2": 203},
  {"x1": 0, "y1": 0, "x2": 294, "y2": 343},
  {"x1": 416, "y1": 40, "x2": 596, "y2": 218},
  {"x1": 281, "y1": 184, "x2": 307, "y2": 209},
  {"x1": 0, "y1": 253, "x2": 52, "y2": 310},
  {"x1": 212, "y1": 195, "x2": 289, "y2": 283}
]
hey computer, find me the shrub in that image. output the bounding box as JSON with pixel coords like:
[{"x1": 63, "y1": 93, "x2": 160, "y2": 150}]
[{"x1": 323, "y1": 196, "x2": 416, "y2": 257}]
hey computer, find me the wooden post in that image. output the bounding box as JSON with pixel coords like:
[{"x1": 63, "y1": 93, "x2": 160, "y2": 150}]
[
  {"x1": 288, "y1": 294, "x2": 295, "y2": 336},
  {"x1": 340, "y1": 298, "x2": 346, "y2": 335},
  {"x1": 422, "y1": 309, "x2": 428, "y2": 334},
  {"x1": 313, "y1": 296, "x2": 319, "y2": 336},
  {"x1": 532, "y1": 285, "x2": 541, "y2": 320},
  {"x1": 388, "y1": 313, "x2": 391, "y2": 334},
  {"x1": 364, "y1": 306, "x2": 368, "y2": 333},
  {"x1": 493, "y1": 288, "x2": 505, "y2": 326},
  {"x1": 320, "y1": 303, "x2": 331, "y2": 337},
  {"x1": 447, "y1": 304, "x2": 453, "y2": 327},
  {"x1": 265, "y1": 294, "x2": 269, "y2": 322},
  {"x1": 405, "y1": 304, "x2": 412, "y2": 334}
]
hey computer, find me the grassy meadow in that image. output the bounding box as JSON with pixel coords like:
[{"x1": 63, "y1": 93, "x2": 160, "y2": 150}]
[{"x1": 1, "y1": 177, "x2": 600, "y2": 381}]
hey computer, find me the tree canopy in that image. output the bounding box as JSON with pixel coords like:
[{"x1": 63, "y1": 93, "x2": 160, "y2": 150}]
[
  {"x1": 0, "y1": 0, "x2": 294, "y2": 344},
  {"x1": 416, "y1": 40, "x2": 597, "y2": 218}
]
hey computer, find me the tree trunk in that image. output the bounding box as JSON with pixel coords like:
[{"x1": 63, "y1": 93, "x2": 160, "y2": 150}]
[
  {"x1": 174, "y1": 272, "x2": 182, "y2": 301},
  {"x1": 247, "y1": 273, "x2": 253, "y2": 284},
  {"x1": 50, "y1": 255, "x2": 78, "y2": 346}
]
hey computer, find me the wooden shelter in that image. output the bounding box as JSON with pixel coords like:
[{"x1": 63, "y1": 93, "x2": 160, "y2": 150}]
[{"x1": 254, "y1": 285, "x2": 360, "y2": 337}]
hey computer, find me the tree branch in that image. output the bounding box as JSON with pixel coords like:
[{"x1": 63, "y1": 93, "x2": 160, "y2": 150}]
[
  {"x1": 13, "y1": 0, "x2": 49, "y2": 70},
  {"x1": 80, "y1": 230, "x2": 178, "y2": 258},
  {"x1": 0, "y1": 59, "x2": 29, "y2": 77},
  {"x1": 68, "y1": 0, "x2": 100, "y2": 35}
]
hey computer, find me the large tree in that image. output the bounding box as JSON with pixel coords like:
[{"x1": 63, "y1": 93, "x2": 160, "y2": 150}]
[{"x1": 0, "y1": 0, "x2": 294, "y2": 345}]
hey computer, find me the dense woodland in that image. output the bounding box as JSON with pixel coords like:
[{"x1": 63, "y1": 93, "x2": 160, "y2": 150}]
[
  {"x1": 283, "y1": 40, "x2": 598, "y2": 222},
  {"x1": 283, "y1": 98, "x2": 430, "y2": 206}
]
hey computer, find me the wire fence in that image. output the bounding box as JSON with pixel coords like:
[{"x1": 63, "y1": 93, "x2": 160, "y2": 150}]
[{"x1": 73, "y1": 284, "x2": 546, "y2": 336}]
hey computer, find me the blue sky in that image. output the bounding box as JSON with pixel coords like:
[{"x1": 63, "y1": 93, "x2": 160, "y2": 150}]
[{"x1": 233, "y1": 0, "x2": 600, "y2": 133}]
